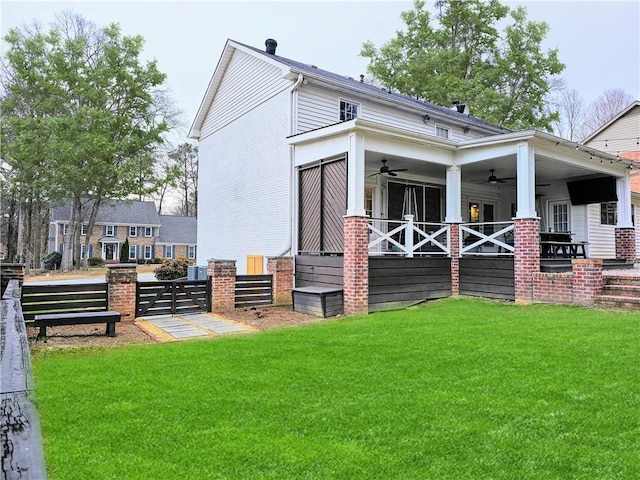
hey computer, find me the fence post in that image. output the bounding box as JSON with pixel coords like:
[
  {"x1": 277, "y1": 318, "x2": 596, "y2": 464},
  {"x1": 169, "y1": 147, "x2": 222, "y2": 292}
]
[
  {"x1": 0, "y1": 263, "x2": 25, "y2": 297},
  {"x1": 207, "y1": 259, "x2": 236, "y2": 312},
  {"x1": 267, "y1": 256, "x2": 293, "y2": 305},
  {"x1": 106, "y1": 264, "x2": 137, "y2": 322},
  {"x1": 403, "y1": 215, "x2": 414, "y2": 258}
]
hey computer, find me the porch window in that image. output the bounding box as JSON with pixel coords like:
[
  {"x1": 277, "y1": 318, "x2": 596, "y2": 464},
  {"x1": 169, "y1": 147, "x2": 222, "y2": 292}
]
[
  {"x1": 388, "y1": 181, "x2": 442, "y2": 223},
  {"x1": 339, "y1": 100, "x2": 358, "y2": 121},
  {"x1": 601, "y1": 202, "x2": 617, "y2": 225},
  {"x1": 435, "y1": 125, "x2": 450, "y2": 139},
  {"x1": 550, "y1": 202, "x2": 570, "y2": 232}
]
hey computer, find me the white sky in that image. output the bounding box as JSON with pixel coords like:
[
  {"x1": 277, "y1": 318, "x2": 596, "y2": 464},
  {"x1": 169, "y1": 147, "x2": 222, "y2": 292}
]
[{"x1": 2, "y1": 0, "x2": 639, "y2": 139}]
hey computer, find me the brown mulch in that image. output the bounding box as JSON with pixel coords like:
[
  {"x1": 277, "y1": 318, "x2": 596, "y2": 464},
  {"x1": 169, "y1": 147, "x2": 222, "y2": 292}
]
[{"x1": 27, "y1": 305, "x2": 323, "y2": 352}]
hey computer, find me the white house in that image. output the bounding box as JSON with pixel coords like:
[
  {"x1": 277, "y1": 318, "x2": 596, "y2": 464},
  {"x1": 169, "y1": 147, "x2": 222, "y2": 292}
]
[{"x1": 190, "y1": 38, "x2": 635, "y2": 312}]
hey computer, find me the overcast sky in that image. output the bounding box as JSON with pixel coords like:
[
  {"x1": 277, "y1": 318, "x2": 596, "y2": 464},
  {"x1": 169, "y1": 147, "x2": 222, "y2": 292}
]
[{"x1": 2, "y1": 0, "x2": 639, "y2": 139}]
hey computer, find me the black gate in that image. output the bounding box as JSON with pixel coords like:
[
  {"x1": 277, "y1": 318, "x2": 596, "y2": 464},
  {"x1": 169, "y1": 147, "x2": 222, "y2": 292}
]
[{"x1": 136, "y1": 279, "x2": 211, "y2": 317}]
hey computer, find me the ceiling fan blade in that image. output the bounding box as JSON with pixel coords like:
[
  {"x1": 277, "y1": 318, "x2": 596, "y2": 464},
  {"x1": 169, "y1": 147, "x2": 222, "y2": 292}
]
[
  {"x1": 388, "y1": 171, "x2": 398, "y2": 176},
  {"x1": 389, "y1": 168, "x2": 408, "y2": 173},
  {"x1": 369, "y1": 172, "x2": 381, "y2": 177}
]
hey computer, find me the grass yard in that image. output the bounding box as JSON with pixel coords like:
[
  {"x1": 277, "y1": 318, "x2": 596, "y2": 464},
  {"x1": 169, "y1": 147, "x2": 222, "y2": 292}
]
[{"x1": 33, "y1": 298, "x2": 639, "y2": 479}]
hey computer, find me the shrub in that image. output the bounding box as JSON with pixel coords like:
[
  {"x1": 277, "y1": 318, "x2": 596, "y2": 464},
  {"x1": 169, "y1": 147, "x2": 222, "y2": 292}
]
[
  {"x1": 154, "y1": 256, "x2": 191, "y2": 280},
  {"x1": 88, "y1": 257, "x2": 104, "y2": 267},
  {"x1": 41, "y1": 251, "x2": 62, "y2": 270}
]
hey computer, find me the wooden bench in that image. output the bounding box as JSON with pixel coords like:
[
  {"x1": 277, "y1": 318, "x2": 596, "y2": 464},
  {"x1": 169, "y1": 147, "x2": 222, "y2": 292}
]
[
  {"x1": 33, "y1": 310, "x2": 121, "y2": 339},
  {"x1": 292, "y1": 286, "x2": 343, "y2": 318},
  {"x1": 22, "y1": 282, "x2": 122, "y2": 339}
]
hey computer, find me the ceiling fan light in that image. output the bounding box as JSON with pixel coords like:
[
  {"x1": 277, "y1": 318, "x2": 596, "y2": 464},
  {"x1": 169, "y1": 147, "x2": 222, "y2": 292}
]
[{"x1": 488, "y1": 179, "x2": 497, "y2": 184}]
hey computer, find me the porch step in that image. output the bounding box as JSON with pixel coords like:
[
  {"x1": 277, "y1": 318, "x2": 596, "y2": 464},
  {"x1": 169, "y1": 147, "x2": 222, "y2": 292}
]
[{"x1": 595, "y1": 273, "x2": 640, "y2": 309}]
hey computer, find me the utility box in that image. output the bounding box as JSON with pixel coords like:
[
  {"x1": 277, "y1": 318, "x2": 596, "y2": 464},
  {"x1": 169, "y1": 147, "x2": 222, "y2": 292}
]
[{"x1": 187, "y1": 266, "x2": 208, "y2": 280}]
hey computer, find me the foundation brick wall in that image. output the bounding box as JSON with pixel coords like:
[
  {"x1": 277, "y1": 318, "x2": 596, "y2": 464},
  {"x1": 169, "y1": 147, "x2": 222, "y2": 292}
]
[
  {"x1": 615, "y1": 227, "x2": 636, "y2": 262},
  {"x1": 449, "y1": 223, "x2": 460, "y2": 296},
  {"x1": 208, "y1": 259, "x2": 236, "y2": 312},
  {"x1": 106, "y1": 264, "x2": 137, "y2": 322},
  {"x1": 532, "y1": 272, "x2": 574, "y2": 304},
  {"x1": 532, "y1": 259, "x2": 603, "y2": 306},
  {"x1": 267, "y1": 256, "x2": 294, "y2": 305},
  {"x1": 343, "y1": 215, "x2": 369, "y2": 316},
  {"x1": 514, "y1": 218, "x2": 540, "y2": 303}
]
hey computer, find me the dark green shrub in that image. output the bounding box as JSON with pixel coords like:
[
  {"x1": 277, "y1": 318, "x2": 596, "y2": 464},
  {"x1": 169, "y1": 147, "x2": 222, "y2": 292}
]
[
  {"x1": 120, "y1": 238, "x2": 130, "y2": 263},
  {"x1": 88, "y1": 256, "x2": 104, "y2": 267},
  {"x1": 42, "y1": 251, "x2": 62, "y2": 270},
  {"x1": 154, "y1": 256, "x2": 191, "y2": 280}
]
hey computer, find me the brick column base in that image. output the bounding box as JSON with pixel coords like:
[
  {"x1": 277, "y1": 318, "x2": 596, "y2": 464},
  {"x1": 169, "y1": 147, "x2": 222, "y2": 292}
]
[
  {"x1": 514, "y1": 218, "x2": 541, "y2": 304},
  {"x1": 106, "y1": 264, "x2": 137, "y2": 322},
  {"x1": 267, "y1": 256, "x2": 294, "y2": 305},
  {"x1": 208, "y1": 259, "x2": 237, "y2": 312},
  {"x1": 1, "y1": 263, "x2": 25, "y2": 297},
  {"x1": 343, "y1": 215, "x2": 369, "y2": 316},
  {"x1": 615, "y1": 227, "x2": 636, "y2": 262},
  {"x1": 449, "y1": 224, "x2": 460, "y2": 296},
  {"x1": 572, "y1": 259, "x2": 604, "y2": 306}
]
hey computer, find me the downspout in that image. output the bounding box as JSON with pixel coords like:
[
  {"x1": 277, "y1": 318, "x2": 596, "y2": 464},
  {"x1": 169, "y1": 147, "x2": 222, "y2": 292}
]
[{"x1": 276, "y1": 72, "x2": 304, "y2": 257}]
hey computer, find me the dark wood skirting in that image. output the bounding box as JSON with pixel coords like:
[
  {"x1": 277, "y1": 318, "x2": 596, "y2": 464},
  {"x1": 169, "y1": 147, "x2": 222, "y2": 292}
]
[
  {"x1": 295, "y1": 255, "x2": 344, "y2": 289},
  {"x1": 369, "y1": 257, "x2": 452, "y2": 312},
  {"x1": 459, "y1": 257, "x2": 515, "y2": 300}
]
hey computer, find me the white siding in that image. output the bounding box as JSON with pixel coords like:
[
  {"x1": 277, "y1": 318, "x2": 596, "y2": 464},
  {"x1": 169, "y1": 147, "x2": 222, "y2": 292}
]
[
  {"x1": 585, "y1": 106, "x2": 640, "y2": 154},
  {"x1": 199, "y1": 50, "x2": 291, "y2": 140},
  {"x1": 585, "y1": 203, "x2": 616, "y2": 258},
  {"x1": 634, "y1": 197, "x2": 640, "y2": 256},
  {"x1": 197, "y1": 90, "x2": 291, "y2": 274},
  {"x1": 297, "y1": 84, "x2": 483, "y2": 141}
]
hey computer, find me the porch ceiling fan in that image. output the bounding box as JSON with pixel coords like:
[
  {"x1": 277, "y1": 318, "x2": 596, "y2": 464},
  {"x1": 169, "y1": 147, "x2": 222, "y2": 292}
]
[
  {"x1": 485, "y1": 169, "x2": 514, "y2": 184},
  {"x1": 370, "y1": 159, "x2": 408, "y2": 177}
]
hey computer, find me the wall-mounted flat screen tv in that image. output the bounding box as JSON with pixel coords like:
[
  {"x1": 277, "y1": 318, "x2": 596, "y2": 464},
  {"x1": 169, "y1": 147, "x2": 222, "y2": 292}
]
[{"x1": 566, "y1": 176, "x2": 617, "y2": 205}]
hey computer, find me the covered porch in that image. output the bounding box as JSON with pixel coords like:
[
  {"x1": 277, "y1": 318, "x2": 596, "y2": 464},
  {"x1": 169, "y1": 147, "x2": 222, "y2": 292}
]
[{"x1": 289, "y1": 119, "x2": 636, "y2": 313}]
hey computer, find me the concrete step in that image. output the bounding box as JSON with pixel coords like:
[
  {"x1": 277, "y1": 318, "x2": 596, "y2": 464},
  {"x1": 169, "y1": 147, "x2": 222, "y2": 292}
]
[{"x1": 604, "y1": 276, "x2": 640, "y2": 286}]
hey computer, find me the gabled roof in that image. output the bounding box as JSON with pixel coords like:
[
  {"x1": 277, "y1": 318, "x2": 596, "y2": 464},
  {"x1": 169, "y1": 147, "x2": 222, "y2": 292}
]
[
  {"x1": 51, "y1": 200, "x2": 161, "y2": 226},
  {"x1": 157, "y1": 215, "x2": 197, "y2": 244},
  {"x1": 189, "y1": 39, "x2": 511, "y2": 139},
  {"x1": 583, "y1": 100, "x2": 640, "y2": 143}
]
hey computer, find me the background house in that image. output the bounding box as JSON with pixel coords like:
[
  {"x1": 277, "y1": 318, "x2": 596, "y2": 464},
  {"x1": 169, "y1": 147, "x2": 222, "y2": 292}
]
[{"x1": 49, "y1": 200, "x2": 197, "y2": 263}]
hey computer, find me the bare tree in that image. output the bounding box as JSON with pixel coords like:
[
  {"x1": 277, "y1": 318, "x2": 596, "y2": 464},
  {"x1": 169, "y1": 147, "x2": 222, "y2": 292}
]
[
  {"x1": 582, "y1": 88, "x2": 635, "y2": 139},
  {"x1": 551, "y1": 88, "x2": 586, "y2": 141}
]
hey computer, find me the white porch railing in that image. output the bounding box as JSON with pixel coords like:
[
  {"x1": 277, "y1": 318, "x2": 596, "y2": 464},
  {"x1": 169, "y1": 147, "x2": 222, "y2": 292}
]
[
  {"x1": 368, "y1": 215, "x2": 450, "y2": 257},
  {"x1": 460, "y1": 221, "x2": 514, "y2": 256}
]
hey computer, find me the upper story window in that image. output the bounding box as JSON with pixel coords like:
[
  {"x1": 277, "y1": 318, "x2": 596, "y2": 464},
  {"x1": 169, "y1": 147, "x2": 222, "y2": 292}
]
[
  {"x1": 339, "y1": 100, "x2": 358, "y2": 122},
  {"x1": 60, "y1": 223, "x2": 68, "y2": 235},
  {"x1": 129, "y1": 226, "x2": 138, "y2": 237},
  {"x1": 188, "y1": 245, "x2": 196, "y2": 259},
  {"x1": 601, "y1": 202, "x2": 617, "y2": 225},
  {"x1": 144, "y1": 226, "x2": 153, "y2": 237},
  {"x1": 435, "y1": 125, "x2": 450, "y2": 139},
  {"x1": 80, "y1": 224, "x2": 88, "y2": 236},
  {"x1": 104, "y1": 225, "x2": 115, "y2": 236}
]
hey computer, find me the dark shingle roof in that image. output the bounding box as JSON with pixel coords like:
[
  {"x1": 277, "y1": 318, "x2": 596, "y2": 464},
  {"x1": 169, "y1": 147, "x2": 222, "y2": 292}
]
[
  {"x1": 51, "y1": 200, "x2": 161, "y2": 225},
  {"x1": 157, "y1": 215, "x2": 197, "y2": 244},
  {"x1": 235, "y1": 40, "x2": 511, "y2": 135}
]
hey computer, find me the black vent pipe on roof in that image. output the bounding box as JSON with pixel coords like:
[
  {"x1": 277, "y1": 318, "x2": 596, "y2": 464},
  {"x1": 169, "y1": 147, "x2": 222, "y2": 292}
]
[{"x1": 265, "y1": 39, "x2": 278, "y2": 55}]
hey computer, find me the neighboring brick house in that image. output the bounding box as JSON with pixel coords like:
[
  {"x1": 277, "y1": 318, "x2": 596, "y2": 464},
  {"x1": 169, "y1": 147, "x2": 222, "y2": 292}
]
[{"x1": 48, "y1": 201, "x2": 197, "y2": 263}]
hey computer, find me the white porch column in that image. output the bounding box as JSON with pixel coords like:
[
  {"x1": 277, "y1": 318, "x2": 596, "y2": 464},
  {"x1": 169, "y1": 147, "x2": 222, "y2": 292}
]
[
  {"x1": 445, "y1": 165, "x2": 462, "y2": 223},
  {"x1": 346, "y1": 131, "x2": 366, "y2": 217},
  {"x1": 515, "y1": 141, "x2": 537, "y2": 219},
  {"x1": 616, "y1": 175, "x2": 633, "y2": 228}
]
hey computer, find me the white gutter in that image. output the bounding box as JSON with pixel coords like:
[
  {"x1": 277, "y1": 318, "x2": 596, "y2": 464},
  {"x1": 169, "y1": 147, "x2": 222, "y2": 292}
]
[{"x1": 276, "y1": 73, "x2": 304, "y2": 257}]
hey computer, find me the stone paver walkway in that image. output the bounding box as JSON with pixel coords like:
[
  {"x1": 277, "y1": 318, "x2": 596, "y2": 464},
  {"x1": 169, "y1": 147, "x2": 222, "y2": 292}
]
[{"x1": 137, "y1": 312, "x2": 251, "y2": 341}]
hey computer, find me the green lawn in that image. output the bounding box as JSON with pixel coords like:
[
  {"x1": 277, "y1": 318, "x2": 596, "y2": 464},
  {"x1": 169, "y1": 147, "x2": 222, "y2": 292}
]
[{"x1": 33, "y1": 298, "x2": 639, "y2": 480}]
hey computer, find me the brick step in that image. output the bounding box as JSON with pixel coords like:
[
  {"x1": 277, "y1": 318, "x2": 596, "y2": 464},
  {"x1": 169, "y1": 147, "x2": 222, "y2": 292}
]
[
  {"x1": 594, "y1": 294, "x2": 640, "y2": 310},
  {"x1": 601, "y1": 284, "x2": 640, "y2": 298},
  {"x1": 603, "y1": 276, "x2": 640, "y2": 287}
]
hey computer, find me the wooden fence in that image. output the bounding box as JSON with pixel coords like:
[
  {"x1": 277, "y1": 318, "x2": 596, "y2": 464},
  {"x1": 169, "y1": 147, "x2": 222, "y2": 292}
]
[
  {"x1": 21, "y1": 282, "x2": 109, "y2": 321},
  {"x1": 235, "y1": 275, "x2": 273, "y2": 308},
  {"x1": 1, "y1": 280, "x2": 48, "y2": 479}
]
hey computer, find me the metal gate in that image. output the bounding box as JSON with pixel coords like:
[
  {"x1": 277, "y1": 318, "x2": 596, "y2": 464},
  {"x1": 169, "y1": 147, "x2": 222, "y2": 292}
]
[{"x1": 136, "y1": 279, "x2": 211, "y2": 317}]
